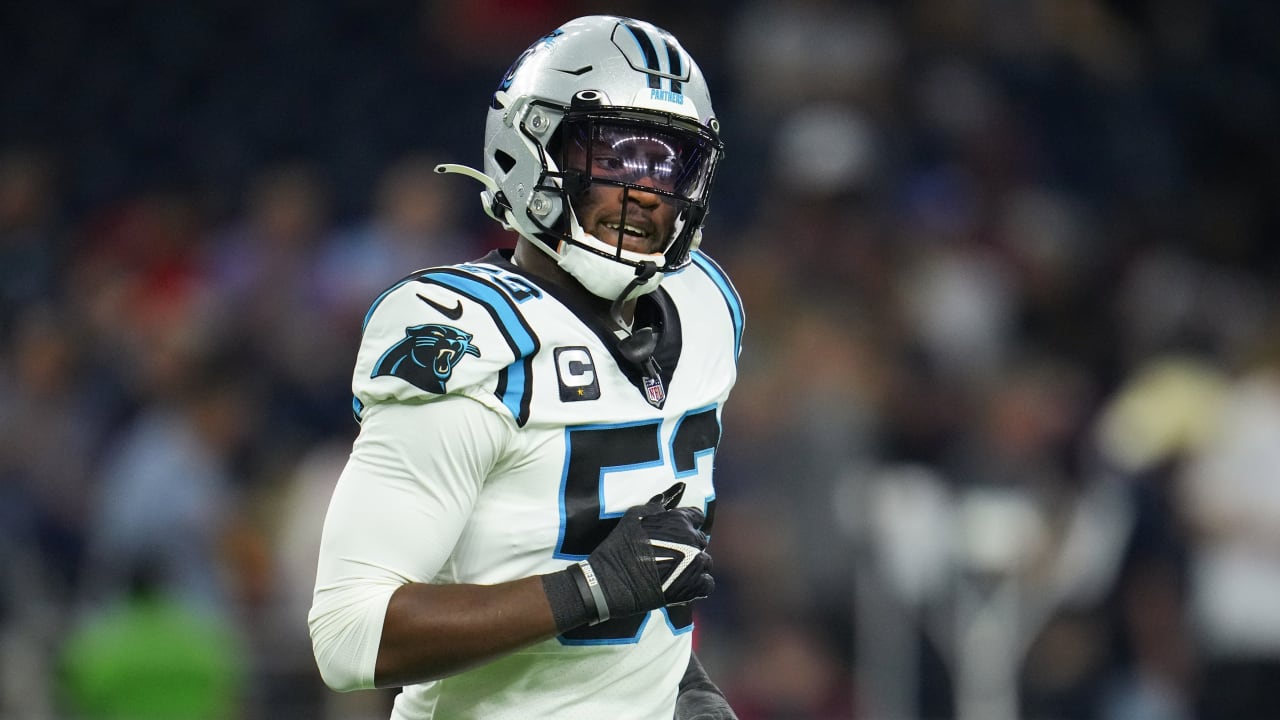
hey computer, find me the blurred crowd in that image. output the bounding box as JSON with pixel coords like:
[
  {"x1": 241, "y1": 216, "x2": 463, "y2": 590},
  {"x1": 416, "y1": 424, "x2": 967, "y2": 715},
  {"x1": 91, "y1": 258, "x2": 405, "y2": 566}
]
[{"x1": 2, "y1": 1, "x2": 1279, "y2": 718}]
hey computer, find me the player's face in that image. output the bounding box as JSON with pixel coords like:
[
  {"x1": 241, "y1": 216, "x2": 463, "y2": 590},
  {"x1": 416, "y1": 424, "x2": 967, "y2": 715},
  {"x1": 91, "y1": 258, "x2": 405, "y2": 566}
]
[{"x1": 561, "y1": 125, "x2": 689, "y2": 255}]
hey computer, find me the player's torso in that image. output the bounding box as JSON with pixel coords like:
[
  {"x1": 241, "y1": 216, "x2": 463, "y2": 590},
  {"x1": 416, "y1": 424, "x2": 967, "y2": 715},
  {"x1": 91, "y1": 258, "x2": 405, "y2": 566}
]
[
  {"x1": 356, "y1": 251, "x2": 743, "y2": 718},
  {"x1": 437, "y1": 255, "x2": 740, "y2": 596}
]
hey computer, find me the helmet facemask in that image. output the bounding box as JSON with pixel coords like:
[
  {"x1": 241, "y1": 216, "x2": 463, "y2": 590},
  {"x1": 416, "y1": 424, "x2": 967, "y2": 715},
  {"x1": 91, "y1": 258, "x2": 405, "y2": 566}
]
[{"x1": 525, "y1": 101, "x2": 722, "y2": 301}]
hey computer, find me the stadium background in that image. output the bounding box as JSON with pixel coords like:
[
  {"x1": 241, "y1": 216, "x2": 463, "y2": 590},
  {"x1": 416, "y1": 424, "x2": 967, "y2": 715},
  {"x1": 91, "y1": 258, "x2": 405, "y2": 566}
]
[{"x1": 2, "y1": 1, "x2": 1279, "y2": 718}]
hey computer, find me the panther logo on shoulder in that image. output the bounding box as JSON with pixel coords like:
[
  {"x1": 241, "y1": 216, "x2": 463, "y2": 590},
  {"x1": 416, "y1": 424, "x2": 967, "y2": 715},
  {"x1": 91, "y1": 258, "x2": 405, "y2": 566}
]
[{"x1": 372, "y1": 323, "x2": 481, "y2": 394}]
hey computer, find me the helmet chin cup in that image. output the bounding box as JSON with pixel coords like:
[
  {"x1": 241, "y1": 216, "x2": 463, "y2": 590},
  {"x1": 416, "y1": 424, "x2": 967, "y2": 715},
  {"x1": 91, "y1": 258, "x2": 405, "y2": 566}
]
[{"x1": 552, "y1": 230, "x2": 665, "y2": 301}]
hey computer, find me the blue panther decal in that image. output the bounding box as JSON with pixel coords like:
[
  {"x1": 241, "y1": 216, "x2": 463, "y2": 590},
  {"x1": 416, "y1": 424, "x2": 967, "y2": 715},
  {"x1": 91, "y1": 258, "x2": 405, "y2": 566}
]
[{"x1": 372, "y1": 323, "x2": 482, "y2": 394}]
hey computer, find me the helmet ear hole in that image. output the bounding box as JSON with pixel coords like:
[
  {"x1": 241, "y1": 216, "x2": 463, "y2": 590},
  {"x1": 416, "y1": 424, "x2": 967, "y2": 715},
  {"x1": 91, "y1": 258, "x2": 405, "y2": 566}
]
[{"x1": 493, "y1": 149, "x2": 517, "y2": 174}]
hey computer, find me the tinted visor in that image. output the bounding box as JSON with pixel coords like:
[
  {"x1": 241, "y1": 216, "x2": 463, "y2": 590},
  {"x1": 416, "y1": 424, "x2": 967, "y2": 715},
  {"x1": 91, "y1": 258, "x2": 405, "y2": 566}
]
[{"x1": 562, "y1": 118, "x2": 715, "y2": 201}]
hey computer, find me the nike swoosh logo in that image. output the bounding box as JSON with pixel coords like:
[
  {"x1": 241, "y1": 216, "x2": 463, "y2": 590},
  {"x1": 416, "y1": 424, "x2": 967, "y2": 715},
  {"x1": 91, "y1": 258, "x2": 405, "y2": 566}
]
[
  {"x1": 418, "y1": 293, "x2": 463, "y2": 320},
  {"x1": 649, "y1": 539, "x2": 702, "y2": 592}
]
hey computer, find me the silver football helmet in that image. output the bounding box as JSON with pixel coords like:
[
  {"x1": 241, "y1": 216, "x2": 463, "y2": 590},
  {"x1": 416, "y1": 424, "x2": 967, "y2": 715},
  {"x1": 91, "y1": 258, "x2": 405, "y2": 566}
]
[{"x1": 437, "y1": 15, "x2": 724, "y2": 302}]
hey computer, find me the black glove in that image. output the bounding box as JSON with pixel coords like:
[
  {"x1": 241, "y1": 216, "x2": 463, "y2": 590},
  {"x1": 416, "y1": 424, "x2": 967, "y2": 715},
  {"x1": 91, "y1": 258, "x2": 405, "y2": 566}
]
[{"x1": 542, "y1": 482, "x2": 714, "y2": 630}]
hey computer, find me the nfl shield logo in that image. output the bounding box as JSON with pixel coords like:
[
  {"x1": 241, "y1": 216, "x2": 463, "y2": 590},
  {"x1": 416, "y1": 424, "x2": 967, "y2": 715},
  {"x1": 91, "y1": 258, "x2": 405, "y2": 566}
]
[{"x1": 643, "y1": 375, "x2": 666, "y2": 407}]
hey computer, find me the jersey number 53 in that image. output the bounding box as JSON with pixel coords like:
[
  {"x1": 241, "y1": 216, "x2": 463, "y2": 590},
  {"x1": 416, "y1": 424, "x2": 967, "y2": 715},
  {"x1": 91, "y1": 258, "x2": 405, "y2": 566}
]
[{"x1": 555, "y1": 406, "x2": 720, "y2": 644}]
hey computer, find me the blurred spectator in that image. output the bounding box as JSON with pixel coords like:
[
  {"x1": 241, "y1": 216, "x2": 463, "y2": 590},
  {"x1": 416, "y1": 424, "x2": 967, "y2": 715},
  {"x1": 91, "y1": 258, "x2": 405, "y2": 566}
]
[
  {"x1": 0, "y1": 146, "x2": 63, "y2": 342},
  {"x1": 722, "y1": 0, "x2": 902, "y2": 228},
  {"x1": 65, "y1": 185, "x2": 216, "y2": 403},
  {"x1": 78, "y1": 354, "x2": 252, "y2": 615},
  {"x1": 0, "y1": 305, "x2": 114, "y2": 720},
  {"x1": 1101, "y1": 557, "x2": 1196, "y2": 720},
  {"x1": 58, "y1": 557, "x2": 246, "y2": 720},
  {"x1": 315, "y1": 153, "x2": 478, "y2": 328},
  {"x1": 898, "y1": 225, "x2": 1017, "y2": 387},
  {"x1": 206, "y1": 162, "x2": 349, "y2": 455},
  {"x1": 728, "y1": 0, "x2": 901, "y2": 118},
  {"x1": 1177, "y1": 339, "x2": 1280, "y2": 720},
  {"x1": 724, "y1": 619, "x2": 856, "y2": 720},
  {"x1": 1091, "y1": 354, "x2": 1234, "y2": 720},
  {"x1": 0, "y1": 305, "x2": 110, "y2": 599}
]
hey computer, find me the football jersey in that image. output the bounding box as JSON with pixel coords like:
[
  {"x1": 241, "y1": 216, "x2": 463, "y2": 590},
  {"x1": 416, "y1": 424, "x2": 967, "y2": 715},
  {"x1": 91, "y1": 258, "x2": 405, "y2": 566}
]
[{"x1": 309, "y1": 249, "x2": 744, "y2": 719}]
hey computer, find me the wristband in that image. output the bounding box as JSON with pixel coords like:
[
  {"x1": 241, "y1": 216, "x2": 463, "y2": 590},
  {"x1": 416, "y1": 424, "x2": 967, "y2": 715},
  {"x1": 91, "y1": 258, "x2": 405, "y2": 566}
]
[{"x1": 576, "y1": 560, "x2": 611, "y2": 624}]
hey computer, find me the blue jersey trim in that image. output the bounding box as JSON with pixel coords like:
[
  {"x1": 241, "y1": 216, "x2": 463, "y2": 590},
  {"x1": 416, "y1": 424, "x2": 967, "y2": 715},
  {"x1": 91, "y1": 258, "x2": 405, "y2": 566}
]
[
  {"x1": 660, "y1": 607, "x2": 696, "y2": 636},
  {"x1": 418, "y1": 270, "x2": 540, "y2": 425},
  {"x1": 558, "y1": 612, "x2": 654, "y2": 647},
  {"x1": 690, "y1": 252, "x2": 744, "y2": 359}
]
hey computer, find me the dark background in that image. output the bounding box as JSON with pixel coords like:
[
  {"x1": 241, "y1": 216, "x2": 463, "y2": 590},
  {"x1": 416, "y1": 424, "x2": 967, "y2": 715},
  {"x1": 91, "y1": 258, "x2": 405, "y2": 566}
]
[{"x1": 3, "y1": 1, "x2": 1279, "y2": 718}]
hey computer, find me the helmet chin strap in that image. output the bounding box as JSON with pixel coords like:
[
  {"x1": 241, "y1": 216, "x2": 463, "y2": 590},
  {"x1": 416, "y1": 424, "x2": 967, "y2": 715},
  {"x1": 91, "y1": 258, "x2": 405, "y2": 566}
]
[
  {"x1": 611, "y1": 261, "x2": 660, "y2": 365},
  {"x1": 437, "y1": 162, "x2": 663, "y2": 369}
]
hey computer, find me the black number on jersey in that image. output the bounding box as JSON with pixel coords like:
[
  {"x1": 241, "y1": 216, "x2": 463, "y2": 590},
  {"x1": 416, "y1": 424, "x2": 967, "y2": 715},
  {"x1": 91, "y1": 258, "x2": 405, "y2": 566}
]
[{"x1": 556, "y1": 407, "x2": 721, "y2": 643}]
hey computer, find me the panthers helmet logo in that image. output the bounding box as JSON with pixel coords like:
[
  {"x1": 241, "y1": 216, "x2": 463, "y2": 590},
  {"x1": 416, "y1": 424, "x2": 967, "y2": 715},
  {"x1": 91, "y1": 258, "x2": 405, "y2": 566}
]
[{"x1": 373, "y1": 323, "x2": 481, "y2": 394}]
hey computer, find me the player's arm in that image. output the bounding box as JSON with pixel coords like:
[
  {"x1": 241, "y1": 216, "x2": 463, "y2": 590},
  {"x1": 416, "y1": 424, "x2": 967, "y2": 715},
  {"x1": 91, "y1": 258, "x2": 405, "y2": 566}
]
[
  {"x1": 374, "y1": 575, "x2": 561, "y2": 687},
  {"x1": 312, "y1": 397, "x2": 563, "y2": 688},
  {"x1": 310, "y1": 395, "x2": 509, "y2": 691},
  {"x1": 676, "y1": 653, "x2": 738, "y2": 720},
  {"x1": 309, "y1": 397, "x2": 716, "y2": 690},
  {"x1": 376, "y1": 481, "x2": 718, "y2": 688}
]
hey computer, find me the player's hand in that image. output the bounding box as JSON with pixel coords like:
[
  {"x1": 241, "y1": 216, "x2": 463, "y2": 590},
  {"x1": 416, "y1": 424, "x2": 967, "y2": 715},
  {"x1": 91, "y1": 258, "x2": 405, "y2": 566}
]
[{"x1": 579, "y1": 482, "x2": 714, "y2": 623}]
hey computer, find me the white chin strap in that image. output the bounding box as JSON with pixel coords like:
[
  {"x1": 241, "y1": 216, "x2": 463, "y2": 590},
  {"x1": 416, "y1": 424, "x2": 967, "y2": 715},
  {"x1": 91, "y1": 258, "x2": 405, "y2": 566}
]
[{"x1": 556, "y1": 228, "x2": 666, "y2": 301}]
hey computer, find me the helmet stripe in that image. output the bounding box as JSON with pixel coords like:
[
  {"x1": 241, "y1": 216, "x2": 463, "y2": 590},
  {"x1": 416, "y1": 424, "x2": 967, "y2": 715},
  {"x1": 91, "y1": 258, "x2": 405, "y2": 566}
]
[
  {"x1": 620, "y1": 19, "x2": 663, "y2": 89},
  {"x1": 659, "y1": 32, "x2": 684, "y2": 94}
]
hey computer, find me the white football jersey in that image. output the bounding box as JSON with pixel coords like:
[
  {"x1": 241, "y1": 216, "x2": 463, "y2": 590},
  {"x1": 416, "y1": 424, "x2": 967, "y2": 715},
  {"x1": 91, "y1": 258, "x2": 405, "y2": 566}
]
[{"x1": 310, "y1": 249, "x2": 744, "y2": 719}]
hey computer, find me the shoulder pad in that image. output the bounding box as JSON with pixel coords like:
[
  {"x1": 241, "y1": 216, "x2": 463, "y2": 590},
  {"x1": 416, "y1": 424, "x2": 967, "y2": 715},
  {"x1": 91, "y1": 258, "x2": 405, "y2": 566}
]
[{"x1": 353, "y1": 265, "x2": 541, "y2": 418}]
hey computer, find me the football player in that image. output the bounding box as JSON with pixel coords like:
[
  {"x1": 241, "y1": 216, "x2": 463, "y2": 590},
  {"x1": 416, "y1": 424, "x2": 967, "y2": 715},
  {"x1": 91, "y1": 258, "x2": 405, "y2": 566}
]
[{"x1": 309, "y1": 15, "x2": 743, "y2": 719}]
